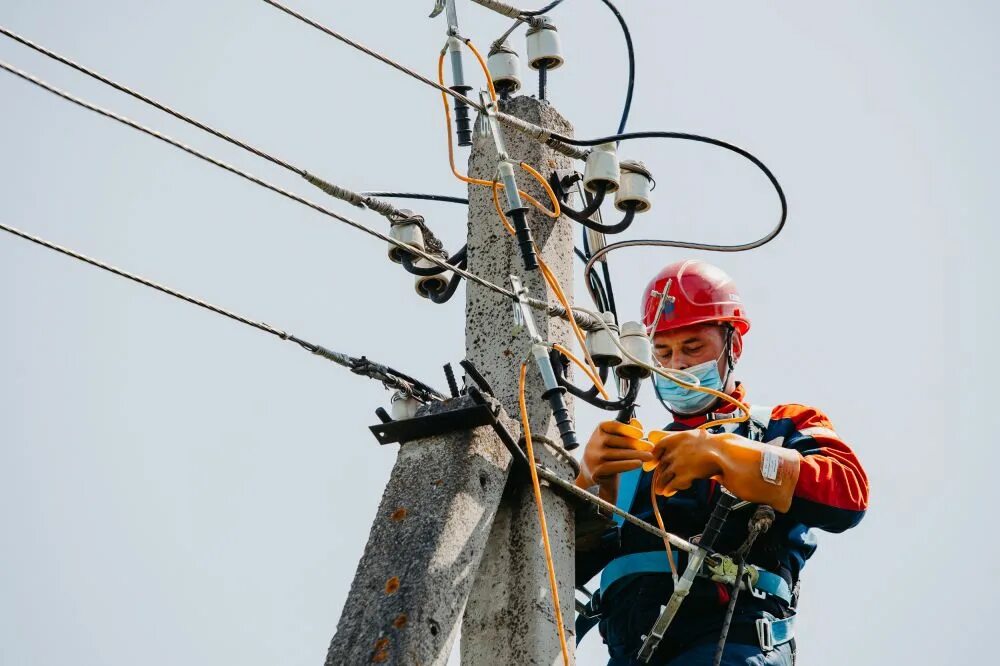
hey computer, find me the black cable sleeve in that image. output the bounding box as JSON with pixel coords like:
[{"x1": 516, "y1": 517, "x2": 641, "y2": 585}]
[
  {"x1": 451, "y1": 85, "x2": 474, "y2": 147},
  {"x1": 541, "y1": 387, "x2": 580, "y2": 450},
  {"x1": 509, "y1": 208, "x2": 539, "y2": 270},
  {"x1": 561, "y1": 182, "x2": 608, "y2": 222},
  {"x1": 574, "y1": 202, "x2": 637, "y2": 234}
]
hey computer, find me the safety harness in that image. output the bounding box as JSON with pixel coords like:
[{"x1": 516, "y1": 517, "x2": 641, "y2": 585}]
[{"x1": 575, "y1": 405, "x2": 796, "y2": 655}]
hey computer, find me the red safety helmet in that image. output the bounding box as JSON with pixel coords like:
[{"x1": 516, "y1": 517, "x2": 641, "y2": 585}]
[{"x1": 641, "y1": 260, "x2": 750, "y2": 336}]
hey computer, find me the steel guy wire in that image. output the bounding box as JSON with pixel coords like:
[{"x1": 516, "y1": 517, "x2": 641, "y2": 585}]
[
  {"x1": 0, "y1": 59, "x2": 600, "y2": 332},
  {"x1": 0, "y1": 25, "x2": 423, "y2": 224},
  {"x1": 259, "y1": 0, "x2": 482, "y2": 109},
  {"x1": 1, "y1": 215, "x2": 691, "y2": 549},
  {"x1": 256, "y1": 0, "x2": 590, "y2": 161},
  {"x1": 0, "y1": 220, "x2": 444, "y2": 402}
]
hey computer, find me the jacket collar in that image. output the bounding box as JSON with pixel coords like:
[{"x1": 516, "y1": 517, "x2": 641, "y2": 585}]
[{"x1": 670, "y1": 382, "x2": 747, "y2": 429}]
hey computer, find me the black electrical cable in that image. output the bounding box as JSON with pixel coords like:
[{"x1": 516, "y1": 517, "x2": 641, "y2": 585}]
[
  {"x1": 574, "y1": 202, "x2": 638, "y2": 235},
  {"x1": 600, "y1": 259, "x2": 618, "y2": 319},
  {"x1": 521, "y1": 0, "x2": 565, "y2": 17},
  {"x1": 561, "y1": 183, "x2": 608, "y2": 222},
  {"x1": 590, "y1": 0, "x2": 634, "y2": 324},
  {"x1": 563, "y1": 375, "x2": 639, "y2": 411},
  {"x1": 400, "y1": 245, "x2": 468, "y2": 276},
  {"x1": 573, "y1": 132, "x2": 788, "y2": 275},
  {"x1": 574, "y1": 246, "x2": 611, "y2": 313},
  {"x1": 599, "y1": 0, "x2": 635, "y2": 137},
  {"x1": 552, "y1": 351, "x2": 640, "y2": 411},
  {"x1": 360, "y1": 192, "x2": 469, "y2": 205},
  {"x1": 538, "y1": 60, "x2": 548, "y2": 100}
]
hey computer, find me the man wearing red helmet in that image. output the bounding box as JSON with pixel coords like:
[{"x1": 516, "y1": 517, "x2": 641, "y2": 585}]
[{"x1": 575, "y1": 260, "x2": 869, "y2": 665}]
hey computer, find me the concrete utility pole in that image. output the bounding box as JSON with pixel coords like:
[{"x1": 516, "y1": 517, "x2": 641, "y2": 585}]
[
  {"x1": 325, "y1": 395, "x2": 516, "y2": 665},
  {"x1": 461, "y1": 96, "x2": 578, "y2": 665},
  {"x1": 326, "y1": 96, "x2": 578, "y2": 666}
]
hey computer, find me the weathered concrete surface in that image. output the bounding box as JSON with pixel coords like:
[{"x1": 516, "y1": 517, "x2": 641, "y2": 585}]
[
  {"x1": 461, "y1": 97, "x2": 577, "y2": 665},
  {"x1": 326, "y1": 396, "x2": 515, "y2": 665}
]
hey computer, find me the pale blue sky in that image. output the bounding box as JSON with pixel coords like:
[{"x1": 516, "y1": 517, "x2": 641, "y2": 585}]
[{"x1": 1, "y1": 1, "x2": 996, "y2": 664}]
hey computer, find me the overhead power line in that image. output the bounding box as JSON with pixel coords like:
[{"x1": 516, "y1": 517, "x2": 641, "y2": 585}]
[
  {"x1": 0, "y1": 221, "x2": 444, "y2": 402},
  {"x1": 256, "y1": 0, "x2": 590, "y2": 161},
  {"x1": 0, "y1": 59, "x2": 600, "y2": 331},
  {"x1": 0, "y1": 25, "x2": 428, "y2": 225}
]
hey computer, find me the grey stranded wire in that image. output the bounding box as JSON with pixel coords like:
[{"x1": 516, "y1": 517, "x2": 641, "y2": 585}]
[
  {"x1": 0, "y1": 60, "x2": 600, "y2": 332},
  {"x1": 257, "y1": 0, "x2": 589, "y2": 161},
  {"x1": 1, "y1": 210, "x2": 694, "y2": 547},
  {"x1": 0, "y1": 25, "x2": 417, "y2": 223},
  {"x1": 259, "y1": 0, "x2": 483, "y2": 110},
  {"x1": 361, "y1": 192, "x2": 469, "y2": 205},
  {"x1": 0, "y1": 25, "x2": 300, "y2": 175},
  {"x1": 0, "y1": 220, "x2": 445, "y2": 402}
]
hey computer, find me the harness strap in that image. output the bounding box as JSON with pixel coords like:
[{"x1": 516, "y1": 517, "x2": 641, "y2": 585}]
[
  {"x1": 599, "y1": 550, "x2": 792, "y2": 604},
  {"x1": 756, "y1": 612, "x2": 795, "y2": 652}
]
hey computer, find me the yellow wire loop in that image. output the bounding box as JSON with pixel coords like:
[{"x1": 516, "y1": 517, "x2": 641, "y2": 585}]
[
  {"x1": 519, "y1": 362, "x2": 571, "y2": 666},
  {"x1": 436, "y1": 52, "x2": 560, "y2": 218}
]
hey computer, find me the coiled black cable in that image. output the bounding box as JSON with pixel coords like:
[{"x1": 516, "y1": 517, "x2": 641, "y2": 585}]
[
  {"x1": 561, "y1": 183, "x2": 608, "y2": 222},
  {"x1": 576, "y1": 202, "x2": 637, "y2": 235},
  {"x1": 400, "y1": 245, "x2": 468, "y2": 276},
  {"x1": 427, "y1": 255, "x2": 468, "y2": 304}
]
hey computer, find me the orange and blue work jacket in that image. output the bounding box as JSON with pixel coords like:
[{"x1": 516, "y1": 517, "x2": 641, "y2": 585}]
[{"x1": 577, "y1": 384, "x2": 870, "y2": 657}]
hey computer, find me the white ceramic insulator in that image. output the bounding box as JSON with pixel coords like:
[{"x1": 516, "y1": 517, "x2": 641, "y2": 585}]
[
  {"x1": 390, "y1": 391, "x2": 421, "y2": 420},
  {"x1": 618, "y1": 320, "x2": 653, "y2": 379},
  {"x1": 388, "y1": 223, "x2": 425, "y2": 263},
  {"x1": 584, "y1": 143, "x2": 620, "y2": 193},
  {"x1": 526, "y1": 25, "x2": 564, "y2": 70},
  {"x1": 487, "y1": 50, "x2": 522, "y2": 92},
  {"x1": 414, "y1": 258, "x2": 451, "y2": 298},
  {"x1": 615, "y1": 164, "x2": 654, "y2": 213},
  {"x1": 586, "y1": 311, "x2": 623, "y2": 366}
]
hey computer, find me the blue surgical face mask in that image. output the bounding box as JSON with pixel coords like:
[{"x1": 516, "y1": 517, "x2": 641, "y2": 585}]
[{"x1": 653, "y1": 358, "x2": 725, "y2": 415}]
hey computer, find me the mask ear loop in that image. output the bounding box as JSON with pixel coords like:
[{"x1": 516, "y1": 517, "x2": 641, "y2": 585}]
[
  {"x1": 656, "y1": 325, "x2": 739, "y2": 417},
  {"x1": 720, "y1": 324, "x2": 737, "y2": 389}
]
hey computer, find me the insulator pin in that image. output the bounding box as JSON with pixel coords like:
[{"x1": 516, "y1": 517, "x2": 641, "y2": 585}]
[
  {"x1": 617, "y1": 321, "x2": 653, "y2": 379},
  {"x1": 390, "y1": 391, "x2": 421, "y2": 420},
  {"x1": 615, "y1": 160, "x2": 654, "y2": 213},
  {"x1": 414, "y1": 259, "x2": 451, "y2": 297},
  {"x1": 586, "y1": 311, "x2": 623, "y2": 367},
  {"x1": 584, "y1": 142, "x2": 620, "y2": 194},
  {"x1": 388, "y1": 220, "x2": 425, "y2": 263},
  {"x1": 488, "y1": 40, "x2": 522, "y2": 94},
  {"x1": 526, "y1": 18, "x2": 564, "y2": 71}
]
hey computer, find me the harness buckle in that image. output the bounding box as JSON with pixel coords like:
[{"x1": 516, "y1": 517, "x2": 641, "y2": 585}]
[
  {"x1": 748, "y1": 572, "x2": 768, "y2": 600},
  {"x1": 756, "y1": 617, "x2": 774, "y2": 652}
]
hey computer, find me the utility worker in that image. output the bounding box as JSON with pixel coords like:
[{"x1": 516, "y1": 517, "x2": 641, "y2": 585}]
[{"x1": 574, "y1": 260, "x2": 869, "y2": 665}]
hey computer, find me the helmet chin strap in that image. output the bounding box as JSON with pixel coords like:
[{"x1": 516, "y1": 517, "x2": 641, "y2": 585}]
[{"x1": 659, "y1": 325, "x2": 738, "y2": 418}]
